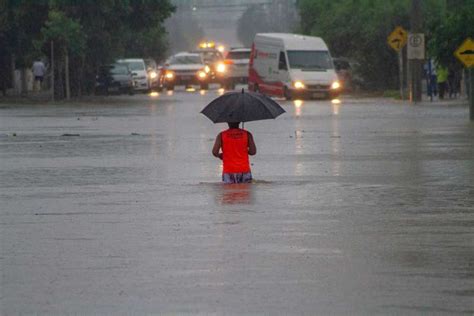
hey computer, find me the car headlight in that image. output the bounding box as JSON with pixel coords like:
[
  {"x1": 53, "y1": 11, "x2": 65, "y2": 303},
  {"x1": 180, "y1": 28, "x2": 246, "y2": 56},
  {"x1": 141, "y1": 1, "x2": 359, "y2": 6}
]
[
  {"x1": 165, "y1": 71, "x2": 174, "y2": 80},
  {"x1": 331, "y1": 81, "x2": 341, "y2": 90},
  {"x1": 149, "y1": 71, "x2": 157, "y2": 79},
  {"x1": 204, "y1": 65, "x2": 211, "y2": 73},
  {"x1": 197, "y1": 71, "x2": 207, "y2": 79},
  {"x1": 216, "y1": 63, "x2": 226, "y2": 73},
  {"x1": 293, "y1": 81, "x2": 305, "y2": 89}
]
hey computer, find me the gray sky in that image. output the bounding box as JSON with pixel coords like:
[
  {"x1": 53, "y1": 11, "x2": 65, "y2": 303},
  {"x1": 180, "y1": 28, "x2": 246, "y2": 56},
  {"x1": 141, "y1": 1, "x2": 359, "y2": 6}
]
[{"x1": 190, "y1": 3, "x2": 245, "y2": 47}]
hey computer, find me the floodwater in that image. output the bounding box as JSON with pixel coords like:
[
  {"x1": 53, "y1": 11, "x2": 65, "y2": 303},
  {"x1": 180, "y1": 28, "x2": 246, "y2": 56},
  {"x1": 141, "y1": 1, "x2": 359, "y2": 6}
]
[{"x1": 1, "y1": 89, "x2": 474, "y2": 315}]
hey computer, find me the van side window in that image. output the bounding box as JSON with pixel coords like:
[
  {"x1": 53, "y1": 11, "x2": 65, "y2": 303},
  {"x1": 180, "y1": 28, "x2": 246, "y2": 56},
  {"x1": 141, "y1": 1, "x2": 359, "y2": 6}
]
[{"x1": 278, "y1": 52, "x2": 287, "y2": 70}]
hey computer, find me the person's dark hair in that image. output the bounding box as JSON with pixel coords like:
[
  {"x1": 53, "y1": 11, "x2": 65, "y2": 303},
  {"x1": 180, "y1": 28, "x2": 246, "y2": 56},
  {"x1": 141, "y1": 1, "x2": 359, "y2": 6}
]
[{"x1": 227, "y1": 122, "x2": 240, "y2": 129}]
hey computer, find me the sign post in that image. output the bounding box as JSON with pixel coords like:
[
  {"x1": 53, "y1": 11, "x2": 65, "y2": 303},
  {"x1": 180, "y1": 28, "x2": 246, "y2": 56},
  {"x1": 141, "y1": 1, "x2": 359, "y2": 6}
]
[
  {"x1": 471, "y1": 68, "x2": 474, "y2": 121},
  {"x1": 454, "y1": 38, "x2": 474, "y2": 120},
  {"x1": 387, "y1": 26, "x2": 408, "y2": 100},
  {"x1": 407, "y1": 33, "x2": 424, "y2": 103}
]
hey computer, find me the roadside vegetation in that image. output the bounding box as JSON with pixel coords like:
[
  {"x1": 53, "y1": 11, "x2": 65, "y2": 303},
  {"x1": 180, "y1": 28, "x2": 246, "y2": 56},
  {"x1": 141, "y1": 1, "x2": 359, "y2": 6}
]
[
  {"x1": 0, "y1": 0, "x2": 175, "y2": 99},
  {"x1": 237, "y1": 0, "x2": 299, "y2": 47},
  {"x1": 297, "y1": 0, "x2": 473, "y2": 91}
]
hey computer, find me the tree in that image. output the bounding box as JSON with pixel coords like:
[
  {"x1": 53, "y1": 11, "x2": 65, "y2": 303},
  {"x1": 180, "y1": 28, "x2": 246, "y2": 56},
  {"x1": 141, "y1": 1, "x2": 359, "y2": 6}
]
[
  {"x1": 0, "y1": 0, "x2": 49, "y2": 94},
  {"x1": 38, "y1": 9, "x2": 86, "y2": 99},
  {"x1": 54, "y1": 0, "x2": 175, "y2": 95},
  {"x1": 0, "y1": 0, "x2": 175, "y2": 98},
  {"x1": 427, "y1": 0, "x2": 474, "y2": 68},
  {"x1": 298, "y1": 0, "x2": 414, "y2": 91},
  {"x1": 296, "y1": 0, "x2": 473, "y2": 91}
]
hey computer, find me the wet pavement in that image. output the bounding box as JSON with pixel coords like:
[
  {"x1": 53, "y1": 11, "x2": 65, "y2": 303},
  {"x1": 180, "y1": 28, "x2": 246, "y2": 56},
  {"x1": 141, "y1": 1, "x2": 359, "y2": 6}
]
[{"x1": 1, "y1": 88, "x2": 474, "y2": 315}]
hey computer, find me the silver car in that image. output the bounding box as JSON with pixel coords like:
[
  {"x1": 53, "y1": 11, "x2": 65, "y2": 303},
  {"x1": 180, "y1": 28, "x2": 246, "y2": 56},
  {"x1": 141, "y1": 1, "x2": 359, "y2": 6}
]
[
  {"x1": 116, "y1": 58, "x2": 149, "y2": 92},
  {"x1": 222, "y1": 48, "x2": 251, "y2": 90}
]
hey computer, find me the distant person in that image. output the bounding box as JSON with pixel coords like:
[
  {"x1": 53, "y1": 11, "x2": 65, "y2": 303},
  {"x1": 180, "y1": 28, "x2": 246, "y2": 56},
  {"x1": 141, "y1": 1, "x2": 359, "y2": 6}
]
[
  {"x1": 436, "y1": 64, "x2": 448, "y2": 100},
  {"x1": 212, "y1": 122, "x2": 256, "y2": 184},
  {"x1": 465, "y1": 68, "x2": 471, "y2": 98},
  {"x1": 32, "y1": 59, "x2": 46, "y2": 91},
  {"x1": 448, "y1": 68, "x2": 455, "y2": 98},
  {"x1": 424, "y1": 59, "x2": 437, "y2": 97},
  {"x1": 447, "y1": 68, "x2": 461, "y2": 98}
]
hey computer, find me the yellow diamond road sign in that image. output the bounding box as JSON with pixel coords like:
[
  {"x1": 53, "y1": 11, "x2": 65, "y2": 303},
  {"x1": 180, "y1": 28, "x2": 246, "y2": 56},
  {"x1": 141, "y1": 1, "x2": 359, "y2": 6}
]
[
  {"x1": 454, "y1": 37, "x2": 474, "y2": 68},
  {"x1": 388, "y1": 26, "x2": 408, "y2": 52}
]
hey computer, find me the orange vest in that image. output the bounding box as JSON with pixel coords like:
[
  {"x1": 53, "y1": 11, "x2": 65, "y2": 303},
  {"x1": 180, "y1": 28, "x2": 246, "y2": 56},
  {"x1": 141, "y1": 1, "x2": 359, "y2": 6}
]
[{"x1": 221, "y1": 128, "x2": 251, "y2": 173}]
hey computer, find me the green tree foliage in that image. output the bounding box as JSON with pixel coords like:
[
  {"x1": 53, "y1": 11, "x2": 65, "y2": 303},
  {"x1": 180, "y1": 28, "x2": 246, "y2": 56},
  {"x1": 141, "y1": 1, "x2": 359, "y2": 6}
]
[
  {"x1": 0, "y1": 0, "x2": 175, "y2": 97},
  {"x1": 297, "y1": 0, "x2": 469, "y2": 91},
  {"x1": 38, "y1": 10, "x2": 85, "y2": 55},
  {"x1": 298, "y1": 0, "x2": 412, "y2": 90},
  {"x1": 427, "y1": 0, "x2": 474, "y2": 68}
]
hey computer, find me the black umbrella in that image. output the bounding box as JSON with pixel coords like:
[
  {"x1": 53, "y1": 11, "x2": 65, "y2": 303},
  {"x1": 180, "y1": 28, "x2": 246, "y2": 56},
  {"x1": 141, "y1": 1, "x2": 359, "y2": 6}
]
[{"x1": 201, "y1": 89, "x2": 285, "y2": 123}]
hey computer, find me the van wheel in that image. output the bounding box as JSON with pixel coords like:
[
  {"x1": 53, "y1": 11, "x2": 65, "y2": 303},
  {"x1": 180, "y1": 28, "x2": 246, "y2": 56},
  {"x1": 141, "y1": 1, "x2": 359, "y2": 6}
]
[
  {"x1": 167, "y1": 84, "x2": 174, "y2": 91},
  {"x1": 284, "y1": 86, "x2": 292, "y2": 100},
  {"x1": 200, "y1": 83, "x2": 209, "y2": 90}
]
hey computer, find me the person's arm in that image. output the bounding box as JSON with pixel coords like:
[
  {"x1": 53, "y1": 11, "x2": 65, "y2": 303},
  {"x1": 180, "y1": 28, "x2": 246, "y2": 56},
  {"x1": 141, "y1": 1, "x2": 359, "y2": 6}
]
[
  {"x1": 212, "y1": 133, "x2": 223, "y2": 159},
  {"x1": 248, "y1": 132, "x2": 256, "y2": 156}
]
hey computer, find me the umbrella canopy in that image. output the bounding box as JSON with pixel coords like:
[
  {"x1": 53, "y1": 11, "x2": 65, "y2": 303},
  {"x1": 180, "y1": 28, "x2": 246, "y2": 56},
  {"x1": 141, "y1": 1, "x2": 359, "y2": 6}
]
[{"x1": 201, "y1": 89, "x2": 285, "y2": 123}]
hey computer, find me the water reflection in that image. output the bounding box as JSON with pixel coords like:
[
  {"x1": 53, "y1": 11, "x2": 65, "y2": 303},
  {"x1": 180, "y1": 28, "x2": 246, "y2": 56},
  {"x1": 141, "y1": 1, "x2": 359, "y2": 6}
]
[
  {"x1": 331, "y1": 99, "x2": 341, "y2": 115},
  {"x1": 294, "y1": 99, "x2": 303, "y2": 117},
  {"x1": 293, "y1": 100, "x2": 305, "y2": 175},
  {"x1": 218, "y1": 183, "x2": 254, "y2": 205},
  {"x1": 166, "y1": 90, "x2": 174, "y2": 96},
  {"x1": 217, "y1": 88, "x2": 225, "y2": 96},
  {"x1": 186, "y1": 87, "x2": 196, "y2": 92},
  {"x1": 149, "y1": 91, "x2": 159, "y2": 97},
  {"x1": 331, "y1": 108, "x2": 341, "y2": 176},
  {"x1": 200, "y1": 89, "x2": 207, "y2": 96}
]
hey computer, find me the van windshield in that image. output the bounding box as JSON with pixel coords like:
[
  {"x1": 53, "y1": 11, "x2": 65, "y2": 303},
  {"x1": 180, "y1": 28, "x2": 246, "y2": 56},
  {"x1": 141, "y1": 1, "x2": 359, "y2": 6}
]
[{"x1": 287, "y1": 50, "x2": 334, "y2": 70}]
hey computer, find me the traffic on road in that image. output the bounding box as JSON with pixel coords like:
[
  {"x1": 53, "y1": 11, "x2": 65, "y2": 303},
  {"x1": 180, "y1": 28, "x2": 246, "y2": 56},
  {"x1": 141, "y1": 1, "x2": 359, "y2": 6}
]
[
  {"x1": 95, "y1": 35, "x2": 345, "y2": 101},
  {"x1": 2, "y1": 1, "x2": 473, "y2": 315}
]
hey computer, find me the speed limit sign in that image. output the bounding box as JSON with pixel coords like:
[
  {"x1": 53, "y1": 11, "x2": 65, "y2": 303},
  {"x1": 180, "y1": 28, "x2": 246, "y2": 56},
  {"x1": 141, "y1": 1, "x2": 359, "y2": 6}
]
[{"x1": 407, "y1": 33, "x2": 425, "y2": 59}]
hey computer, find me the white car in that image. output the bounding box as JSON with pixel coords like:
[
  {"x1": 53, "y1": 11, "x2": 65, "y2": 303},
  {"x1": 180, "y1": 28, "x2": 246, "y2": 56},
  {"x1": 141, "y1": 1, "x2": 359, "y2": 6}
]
[
  {"x1": 116, "y1": 58, "x2": 149, "y2": 92},
  {"x1": 161, "y1": 52, "x2": 210, "y2": 90},
  {"x1": 223, "y1": 48, "x2": 251, "y2": 89}
]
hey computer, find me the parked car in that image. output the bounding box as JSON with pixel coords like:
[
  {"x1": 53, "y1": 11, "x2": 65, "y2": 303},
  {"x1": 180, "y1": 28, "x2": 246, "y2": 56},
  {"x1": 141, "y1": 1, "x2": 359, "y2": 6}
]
[
  {"x1": 145, "y1": 58, "x2": 160, "y2": 91},
  {"x1": 116, "y1": 58, "x2": 149, "y2": 92},
  {"x1": 333, "y1": 57, "x2": 363, "y2": 92},
  {"x1": 161, "y1": 52, "x2": 210, "y2": 90},
  {"x1": 192, "y1": 48, "x2": 226, "y2": 87},
  {"x1": 95, "y1": 63, "x2": 134, "y2": 95},
  {"x1": 222, "y1": 47, "x2": 251, "y2": 90}
]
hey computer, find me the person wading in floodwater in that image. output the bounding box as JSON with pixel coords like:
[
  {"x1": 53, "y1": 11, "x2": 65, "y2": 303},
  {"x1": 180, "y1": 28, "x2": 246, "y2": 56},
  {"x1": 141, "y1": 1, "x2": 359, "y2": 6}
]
[{"x1": 212, "y1": 122, "x2": 256, "y2": 184}]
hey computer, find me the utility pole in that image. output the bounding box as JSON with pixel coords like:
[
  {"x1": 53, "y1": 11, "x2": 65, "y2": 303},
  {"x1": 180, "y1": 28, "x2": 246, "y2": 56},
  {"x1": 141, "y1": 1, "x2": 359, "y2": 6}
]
[
  {"x1": 65, "y1": 49, "x2": 70, "y2": 100},
  {"x1": 409, "y1": 0, "x2": 423, "y2": 102},
  {"x1": 51, "y1": 40, "x2": 54, "y2": 102},
  {"x1": 470, "y1": 68, "x2": 474, "y2": 121}
]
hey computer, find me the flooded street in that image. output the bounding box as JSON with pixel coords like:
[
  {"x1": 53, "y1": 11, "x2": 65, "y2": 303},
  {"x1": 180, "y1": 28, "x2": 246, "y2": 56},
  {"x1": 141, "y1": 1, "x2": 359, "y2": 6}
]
[{"x1": 1, "y1": 90, "x2": 474, "y2": 314}]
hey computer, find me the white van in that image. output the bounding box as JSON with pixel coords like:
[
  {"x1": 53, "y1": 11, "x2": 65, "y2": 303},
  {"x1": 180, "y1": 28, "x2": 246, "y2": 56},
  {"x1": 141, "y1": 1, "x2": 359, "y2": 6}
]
[
  {"x1": 116, "y1": 58, "x2": 149, "y2": 91},
  {"x1": 248, "y1": 33, "x2": 341, "y2": 100}
]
